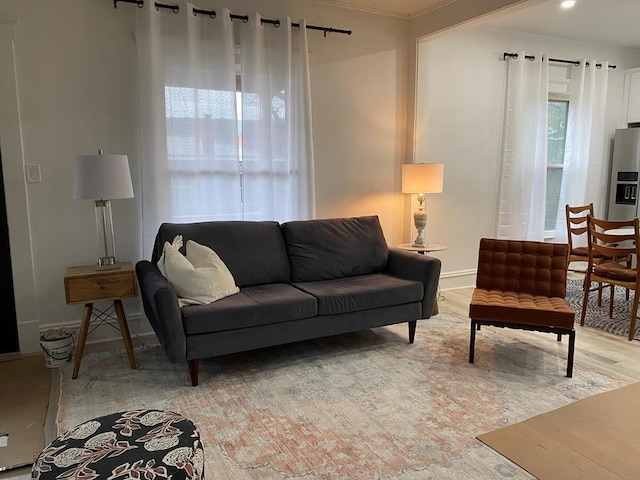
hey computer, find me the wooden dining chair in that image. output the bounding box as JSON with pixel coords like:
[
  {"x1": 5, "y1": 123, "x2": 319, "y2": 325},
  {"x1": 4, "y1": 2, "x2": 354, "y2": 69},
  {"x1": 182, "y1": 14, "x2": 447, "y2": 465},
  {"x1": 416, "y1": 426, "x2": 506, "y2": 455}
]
[
  {"x1": 580, "y1": 215, "x2": 640, "y2": 341},
  {"x1": 566, "y1": 203, "x2": 597, "y2": 273},
  {"x1": 566, "y1": 203, "x2": 631, "y2": 303}
]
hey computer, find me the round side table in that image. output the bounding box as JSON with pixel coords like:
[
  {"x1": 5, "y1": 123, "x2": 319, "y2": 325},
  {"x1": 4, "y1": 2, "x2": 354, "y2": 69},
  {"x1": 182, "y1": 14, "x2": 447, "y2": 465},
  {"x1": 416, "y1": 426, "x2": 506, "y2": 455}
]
[
  {"x1": 395, "y1": 243, "x2": 447, "y2": 254},
  {"x1": 32, "y1": 409, "x2": 204, "y2": 480}
]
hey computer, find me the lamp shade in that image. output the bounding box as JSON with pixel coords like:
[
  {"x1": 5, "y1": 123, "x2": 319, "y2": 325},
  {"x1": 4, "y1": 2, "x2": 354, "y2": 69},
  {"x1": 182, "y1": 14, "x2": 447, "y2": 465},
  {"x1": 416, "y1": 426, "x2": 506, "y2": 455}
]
[
  {"x1": 401, "y1": 163, "x2": 444, "y2": 194},
  {"x1": 73, "y1": 153, "x2": 134, "y2": 200}
]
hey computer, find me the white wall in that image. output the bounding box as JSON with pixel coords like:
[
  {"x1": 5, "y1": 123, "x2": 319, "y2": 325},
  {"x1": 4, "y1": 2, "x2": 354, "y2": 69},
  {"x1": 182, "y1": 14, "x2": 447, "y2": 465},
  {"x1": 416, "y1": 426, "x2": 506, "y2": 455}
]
[
  {"x1": 6, "y1": 0, "x2": 638, "y2": 353},
  {"x1": 0, "y1": 0, "x2": 410, "y2": 352},
  {"x1": 416, "y1": 25, "x2": 640, "y2": 290}
]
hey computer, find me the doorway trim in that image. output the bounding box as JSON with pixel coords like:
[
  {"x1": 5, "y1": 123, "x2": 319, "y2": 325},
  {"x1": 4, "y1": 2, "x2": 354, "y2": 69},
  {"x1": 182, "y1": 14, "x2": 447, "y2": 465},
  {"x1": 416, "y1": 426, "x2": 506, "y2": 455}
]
[{"x1": 0, "y1": 17, "x2": 40, "y2": 353}]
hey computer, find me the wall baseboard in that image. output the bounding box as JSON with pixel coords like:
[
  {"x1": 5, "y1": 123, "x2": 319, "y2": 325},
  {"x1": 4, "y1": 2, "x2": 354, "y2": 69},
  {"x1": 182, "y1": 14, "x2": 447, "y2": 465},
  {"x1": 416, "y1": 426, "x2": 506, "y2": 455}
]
[{"x1": 439, "y1": 268, "x2": 476, "y2": 290}]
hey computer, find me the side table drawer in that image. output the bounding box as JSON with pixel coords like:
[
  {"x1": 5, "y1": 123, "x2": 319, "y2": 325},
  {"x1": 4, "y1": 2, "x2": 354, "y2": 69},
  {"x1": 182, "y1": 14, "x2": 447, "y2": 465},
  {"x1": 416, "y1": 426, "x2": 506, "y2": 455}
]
[{"x1": 65, "y1": 272, "x2": 137, "y2": 304}]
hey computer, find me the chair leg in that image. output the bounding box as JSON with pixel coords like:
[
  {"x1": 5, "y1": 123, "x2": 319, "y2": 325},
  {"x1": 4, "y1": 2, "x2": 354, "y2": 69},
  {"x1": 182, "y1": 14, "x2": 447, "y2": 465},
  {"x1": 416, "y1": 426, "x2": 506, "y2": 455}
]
[
  {"x1": 628, "y1": 291, "x2": 640, "y2": 341},
  {"x1": 566, "y1": 331, "x2": 576, "y2": 378},
  {"x1": 609, "y1": 284, "x2": 615, "y2": 318},
  {"x1": 469, "y1": 320, "x2": 477, "y2": 363},
  {"x1": 598, "y1": 282, "x2": 603, "y2": 307},
  {"x1": 627, "y1": 259, "x2": 632, "y2": 301},
  {"x1": 580, "y1": 278, "x2": 591, "y2": 327}
]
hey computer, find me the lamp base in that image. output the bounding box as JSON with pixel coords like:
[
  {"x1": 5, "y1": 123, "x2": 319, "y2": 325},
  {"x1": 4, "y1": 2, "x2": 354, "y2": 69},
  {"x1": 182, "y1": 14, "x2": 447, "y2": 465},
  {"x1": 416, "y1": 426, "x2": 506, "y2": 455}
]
[
  {"x1": 97, "y1": 257, "x2": 121, "y2": 270},
  {"x1": 413, "y1": 211, "x2": 428, "y2": 247}
]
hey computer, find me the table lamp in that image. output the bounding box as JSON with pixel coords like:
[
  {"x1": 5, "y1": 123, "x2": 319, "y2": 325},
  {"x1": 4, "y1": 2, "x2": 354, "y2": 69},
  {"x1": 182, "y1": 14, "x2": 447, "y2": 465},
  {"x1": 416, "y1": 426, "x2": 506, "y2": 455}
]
[
  {"x1": 73, "y1": 149, "x2": 134, "y2": 268},
  {"x1": 402, "y1": 163, "x2": 444, "y2": 247}
]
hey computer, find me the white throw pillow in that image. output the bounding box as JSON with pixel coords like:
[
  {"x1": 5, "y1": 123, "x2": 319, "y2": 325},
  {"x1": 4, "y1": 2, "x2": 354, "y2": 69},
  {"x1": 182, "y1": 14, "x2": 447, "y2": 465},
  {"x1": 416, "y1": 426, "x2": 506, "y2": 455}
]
[
  {"x1": 159, "y1": 235, "x2": 239, "y2": 307},
  {"x1": 157, "y1": 235, "x2": 183, "y2": 279}
]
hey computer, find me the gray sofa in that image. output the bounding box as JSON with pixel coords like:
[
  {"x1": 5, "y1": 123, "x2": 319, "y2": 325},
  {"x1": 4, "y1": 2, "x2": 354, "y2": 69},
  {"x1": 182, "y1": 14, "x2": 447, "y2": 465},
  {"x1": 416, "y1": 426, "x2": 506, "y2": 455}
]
[{"x1": 136, "y1": 215, "x2": 441, "y2": 385}]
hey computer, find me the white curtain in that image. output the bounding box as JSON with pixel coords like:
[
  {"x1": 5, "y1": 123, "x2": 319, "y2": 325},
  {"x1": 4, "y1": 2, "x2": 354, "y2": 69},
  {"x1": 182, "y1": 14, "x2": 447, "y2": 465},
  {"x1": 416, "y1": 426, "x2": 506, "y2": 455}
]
[
  {"x1": 552, "y1": 60, "x2": 610, "y2": 243},
  {"x1": 136, "y1": 4, "x2": 315, "y2": 258},
  {"x1": 497, "y1": 53, "x2": 549, "y2": 240}
]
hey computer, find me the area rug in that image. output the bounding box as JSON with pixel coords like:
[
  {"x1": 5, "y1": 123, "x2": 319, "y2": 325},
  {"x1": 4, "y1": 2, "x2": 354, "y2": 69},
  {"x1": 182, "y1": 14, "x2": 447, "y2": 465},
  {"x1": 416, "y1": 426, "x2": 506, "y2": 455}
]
[
  {"x1": 566, "y1": 278, "x2": 640, "y2": 341},
  {"x1": 56, "y1": 314, "x2": 628, "y2": 480},
  {"x1": 0, "y1": 355, "x2": 51, "y2": 471},
  {"x1": 478, "y1": 381, "x2": 640, "y2": 479}
]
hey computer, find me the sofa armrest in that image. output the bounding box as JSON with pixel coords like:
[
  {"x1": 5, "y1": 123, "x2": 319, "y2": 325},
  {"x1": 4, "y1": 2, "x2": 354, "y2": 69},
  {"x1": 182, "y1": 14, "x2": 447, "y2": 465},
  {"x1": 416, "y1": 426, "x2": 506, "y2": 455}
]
[
  {"x1": 136, "y1": 260, "x2": 186, "y2": 362},
  {"x1": 385, "y1": 248, "x2": 442, "y2": 318}
]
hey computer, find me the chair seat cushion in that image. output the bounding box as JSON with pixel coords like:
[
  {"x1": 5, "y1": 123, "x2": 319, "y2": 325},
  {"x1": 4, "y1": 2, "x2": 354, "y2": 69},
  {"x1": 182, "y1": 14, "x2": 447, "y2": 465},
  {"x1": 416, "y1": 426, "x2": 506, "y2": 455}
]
[
  {"x1": 571, "y1": 246, "x2": 588, "y2": 255},
  {"x1": 469, "y1": 288, "x2": 575, "y2": 330},
  {"x1": 593, "y1": 262, "x2": 637, "y2": 282},
  {"x1": 571, "y1": 246, "x2": 610, "y2": 259}
]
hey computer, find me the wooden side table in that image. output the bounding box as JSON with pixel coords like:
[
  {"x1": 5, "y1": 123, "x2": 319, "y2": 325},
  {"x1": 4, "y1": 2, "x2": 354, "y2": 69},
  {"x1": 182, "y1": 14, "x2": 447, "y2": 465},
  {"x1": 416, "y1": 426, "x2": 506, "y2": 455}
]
[{"x1": 64, "y1": 262, "x2": 138, "y2": 379}]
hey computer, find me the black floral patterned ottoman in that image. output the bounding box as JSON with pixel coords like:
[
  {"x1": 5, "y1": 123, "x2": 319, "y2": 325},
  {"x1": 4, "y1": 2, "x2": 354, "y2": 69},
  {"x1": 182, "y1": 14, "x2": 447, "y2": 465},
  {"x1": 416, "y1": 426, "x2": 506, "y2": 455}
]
[{"x1": 32, "y1": 409, "x2": 204, "y2": 480}]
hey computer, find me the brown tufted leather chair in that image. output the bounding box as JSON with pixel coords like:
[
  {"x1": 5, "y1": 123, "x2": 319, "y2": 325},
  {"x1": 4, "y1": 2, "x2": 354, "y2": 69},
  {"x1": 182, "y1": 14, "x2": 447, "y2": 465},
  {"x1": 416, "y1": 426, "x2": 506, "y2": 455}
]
[{"x1": 469, "y1": 238, "x2": 576, "y2": 377}]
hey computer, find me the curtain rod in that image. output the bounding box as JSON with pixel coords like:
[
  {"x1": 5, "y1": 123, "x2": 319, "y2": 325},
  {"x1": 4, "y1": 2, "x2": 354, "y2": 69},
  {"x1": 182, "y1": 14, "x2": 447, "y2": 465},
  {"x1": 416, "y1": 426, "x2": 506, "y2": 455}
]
[
  {"x1": 113, "y1": 0, "x2": 352, "y2": 37},
  {"x1": 503, "y1": 52, "x2": 616, "y2": 69}
]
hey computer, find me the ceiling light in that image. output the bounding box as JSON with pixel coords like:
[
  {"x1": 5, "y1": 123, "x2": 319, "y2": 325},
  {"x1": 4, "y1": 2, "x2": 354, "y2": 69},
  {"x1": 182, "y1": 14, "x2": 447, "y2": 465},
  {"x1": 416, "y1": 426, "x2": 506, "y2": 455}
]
[{"x1": 561, "y1": 0, "x2": 576, "y2": 8}]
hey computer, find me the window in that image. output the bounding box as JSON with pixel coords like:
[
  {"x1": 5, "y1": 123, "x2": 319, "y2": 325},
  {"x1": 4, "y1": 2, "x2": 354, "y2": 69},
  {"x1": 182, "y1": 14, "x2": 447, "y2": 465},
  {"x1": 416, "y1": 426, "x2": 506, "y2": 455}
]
[
  {"x1": 164, "y1": 85, "x2": 241, "y2": 222},
  {"x1": 164, "y1": 78, "x2": 292, "y2": 223},
  {"x1": 545, "y1": 94, "x2": 570, "y2": 234}
]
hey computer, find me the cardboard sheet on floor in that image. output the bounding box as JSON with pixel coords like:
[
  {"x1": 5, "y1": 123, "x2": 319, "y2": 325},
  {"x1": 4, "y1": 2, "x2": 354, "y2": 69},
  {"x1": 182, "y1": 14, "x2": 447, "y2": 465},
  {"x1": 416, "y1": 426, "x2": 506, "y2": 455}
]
[
  {"x1": 0, "y1": 355, "x2": 51, "y2": 471},
  {"x1": 478, "y1": 382, "x2": 640, "y2": 480}
]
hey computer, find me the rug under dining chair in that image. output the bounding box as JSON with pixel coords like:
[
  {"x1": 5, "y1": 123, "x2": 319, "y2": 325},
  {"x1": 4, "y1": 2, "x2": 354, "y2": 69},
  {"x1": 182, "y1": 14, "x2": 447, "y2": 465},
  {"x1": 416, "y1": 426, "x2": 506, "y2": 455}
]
[{"x1": 566, "y1": 278, "x2": 640, "y2": 341}]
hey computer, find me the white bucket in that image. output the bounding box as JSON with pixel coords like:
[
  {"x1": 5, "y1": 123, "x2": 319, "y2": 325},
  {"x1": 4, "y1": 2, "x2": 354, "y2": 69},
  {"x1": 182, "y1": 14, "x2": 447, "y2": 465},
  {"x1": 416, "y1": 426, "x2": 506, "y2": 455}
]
[{"x1": 40, "y1": 329, "x2": 74, "y2": 368}]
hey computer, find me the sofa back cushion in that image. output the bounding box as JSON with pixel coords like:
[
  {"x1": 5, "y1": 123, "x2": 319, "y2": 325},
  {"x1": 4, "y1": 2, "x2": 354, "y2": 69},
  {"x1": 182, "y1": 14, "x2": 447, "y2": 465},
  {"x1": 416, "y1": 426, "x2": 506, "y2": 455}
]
[
  {"x1": 282, "y1": 216, "x2": 389, "y2": 282},
  {"x1": 151, "y1": 221, "x2": 290, "y2": 287}
]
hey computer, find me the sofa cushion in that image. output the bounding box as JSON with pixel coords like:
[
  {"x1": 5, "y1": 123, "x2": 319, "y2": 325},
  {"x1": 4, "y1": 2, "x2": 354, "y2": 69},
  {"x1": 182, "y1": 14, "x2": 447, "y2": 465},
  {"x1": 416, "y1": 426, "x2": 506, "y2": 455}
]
[
  {"x1": 293, "y1": 273, "x2": 423, "y2": 316},
  {"x1": 151, "y1": 221, "x2": 290, "y2": 287},
  {"x1": 181, "y1": 283, "x2": 318, "y2": 334},
  {"x1": 282, "y1": 216, "x2": 389, "y2": 282}
]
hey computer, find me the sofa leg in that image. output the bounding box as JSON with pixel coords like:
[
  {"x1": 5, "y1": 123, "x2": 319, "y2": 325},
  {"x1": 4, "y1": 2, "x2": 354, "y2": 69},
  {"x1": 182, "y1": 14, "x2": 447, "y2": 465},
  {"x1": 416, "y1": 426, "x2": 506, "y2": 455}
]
[
  {"x1": 188, "y1": 359, "x2": 199, "y2": 386},
  {"x1": 408, "y1": 320, "x2": 417, "y2": 343}
]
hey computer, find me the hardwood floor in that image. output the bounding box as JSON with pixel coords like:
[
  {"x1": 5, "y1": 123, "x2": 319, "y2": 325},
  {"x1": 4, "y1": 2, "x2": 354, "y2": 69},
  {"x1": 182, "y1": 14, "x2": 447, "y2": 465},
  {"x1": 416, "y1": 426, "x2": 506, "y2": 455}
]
[{"x1": 439, "y1": 283, "x2": 640, "y2": 383}]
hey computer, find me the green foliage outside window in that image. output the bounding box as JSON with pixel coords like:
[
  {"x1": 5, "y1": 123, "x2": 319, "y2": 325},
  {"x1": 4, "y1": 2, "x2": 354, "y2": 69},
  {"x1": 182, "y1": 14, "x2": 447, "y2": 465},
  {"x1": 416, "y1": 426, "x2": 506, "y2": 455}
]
[{"x1": 545, "y1": 98, "x2": 569, "y2": 232}]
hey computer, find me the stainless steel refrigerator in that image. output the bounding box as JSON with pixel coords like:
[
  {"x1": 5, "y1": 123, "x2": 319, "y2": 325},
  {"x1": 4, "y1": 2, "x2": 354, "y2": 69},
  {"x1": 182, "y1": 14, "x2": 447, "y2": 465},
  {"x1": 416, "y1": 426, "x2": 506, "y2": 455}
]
[{"x1": 607, "y1": 127, "x2": 640, "y2": 220}]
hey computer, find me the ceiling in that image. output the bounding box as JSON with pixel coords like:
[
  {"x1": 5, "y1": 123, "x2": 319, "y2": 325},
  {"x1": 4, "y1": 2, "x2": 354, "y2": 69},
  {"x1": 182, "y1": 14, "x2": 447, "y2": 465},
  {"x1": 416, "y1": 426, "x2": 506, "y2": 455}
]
[
  {"x1": 316, "y1": 0, "x2": 640, "y2": 50},
  {"x1": 483, "y1": 0, "x2": 640, "y2": 50},
  {"x1": 312, "y1": 0, "x2": 455, "y2": 18}
]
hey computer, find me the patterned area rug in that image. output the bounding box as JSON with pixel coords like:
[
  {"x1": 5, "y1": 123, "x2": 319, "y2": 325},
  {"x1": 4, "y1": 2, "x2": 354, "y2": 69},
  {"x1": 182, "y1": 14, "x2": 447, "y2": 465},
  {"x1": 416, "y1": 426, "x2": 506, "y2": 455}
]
[
  {"x1": 56, "y1": 314, "x2": 628, "y2": 480},
  {"x1": 566, "y1": 278, "x2": 640, "y2": 341}
]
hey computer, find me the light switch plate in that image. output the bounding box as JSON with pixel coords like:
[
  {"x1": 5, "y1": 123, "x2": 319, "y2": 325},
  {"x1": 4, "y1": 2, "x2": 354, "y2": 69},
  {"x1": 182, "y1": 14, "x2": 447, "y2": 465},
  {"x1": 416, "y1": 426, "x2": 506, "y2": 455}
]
[{"x1": 25, "y1": 164, "x2": 41, "y2": 183}]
